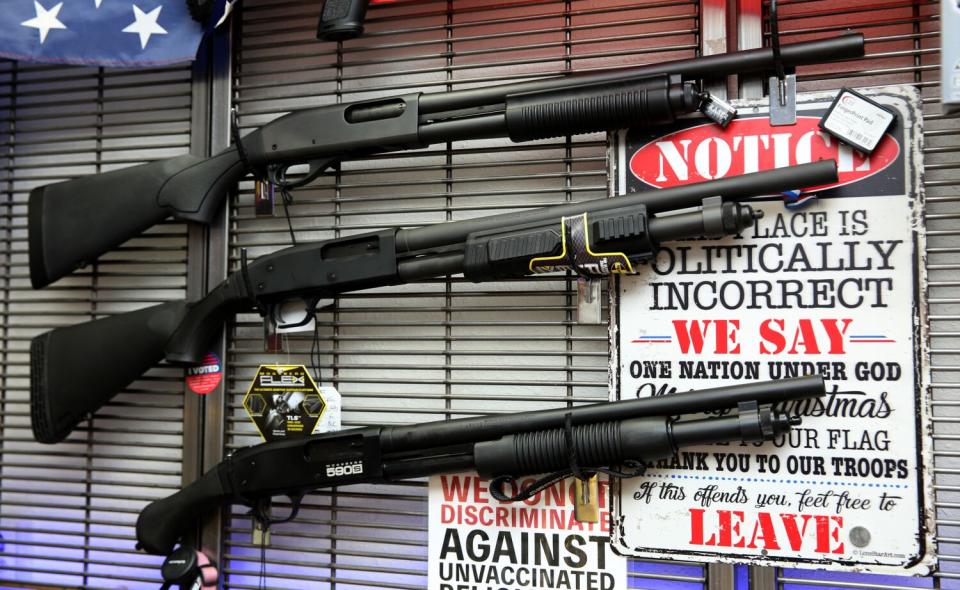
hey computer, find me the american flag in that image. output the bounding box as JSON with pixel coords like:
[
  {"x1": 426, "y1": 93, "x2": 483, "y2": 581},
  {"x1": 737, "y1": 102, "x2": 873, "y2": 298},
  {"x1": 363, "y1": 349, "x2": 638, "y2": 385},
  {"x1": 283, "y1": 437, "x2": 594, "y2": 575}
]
[{"x1": 1, "y1": 0, "x2": 238, "y2": 67}]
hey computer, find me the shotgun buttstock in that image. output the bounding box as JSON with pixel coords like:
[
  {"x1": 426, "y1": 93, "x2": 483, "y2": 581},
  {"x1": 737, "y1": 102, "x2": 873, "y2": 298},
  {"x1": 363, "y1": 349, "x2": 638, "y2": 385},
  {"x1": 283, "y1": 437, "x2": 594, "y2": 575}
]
[
  {"x1": 30, "y1": 301, "x2": 187, "y2": 444},
  {"x1": 29, "y1": 150, "x2": 245, "y2": 288}
]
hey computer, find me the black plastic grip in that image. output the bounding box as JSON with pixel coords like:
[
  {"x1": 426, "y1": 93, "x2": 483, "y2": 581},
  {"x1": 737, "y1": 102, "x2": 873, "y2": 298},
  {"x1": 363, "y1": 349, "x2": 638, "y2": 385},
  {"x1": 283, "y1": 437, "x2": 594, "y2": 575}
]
[
  {"x1": 461, "y1": 220, "x2": 563, "y2": 281},
  {"x1": 505, "y1": 78, "x2": 697, "y2": 143},
  {"x1": 137, "y1": 465, "x2": 230, "y2": 555},
  {"x1": 163, "y1": 277, "x2": 245, "y2": 364},
  {"x1": 473, "y1": 416, "x2": 674, "y2": 477},
  {"x1": 30, "y1": 301, "x2": 186, "y2": 444},
  {"x1": 461, "y1": 204, "x2": 659, "y2": 281},
  {"x1": 29, "y1": 150, "x2": 245, "y2": 288},
  {"x1": 30, "y1": 168, "x2": 173, "y2": 290},
  {"x1": 317, "y1": 0, "x2": 370, "y2": 41}
]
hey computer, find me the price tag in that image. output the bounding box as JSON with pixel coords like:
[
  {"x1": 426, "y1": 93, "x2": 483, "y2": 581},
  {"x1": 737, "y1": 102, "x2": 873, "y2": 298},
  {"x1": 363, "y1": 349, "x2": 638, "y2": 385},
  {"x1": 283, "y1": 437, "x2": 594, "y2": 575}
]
[
  {"x1": 242, "y1": 365, "x2": 341, "y2": 442},
  {"x1": 819, "y1": 88, "x2": 896, "y2": 154},
  {"x1": 254, "y1": 179, "x2": 274, "y2": 216},
  {"x1": 698, "y1": 92, "x2": 737, "y2": 127}
]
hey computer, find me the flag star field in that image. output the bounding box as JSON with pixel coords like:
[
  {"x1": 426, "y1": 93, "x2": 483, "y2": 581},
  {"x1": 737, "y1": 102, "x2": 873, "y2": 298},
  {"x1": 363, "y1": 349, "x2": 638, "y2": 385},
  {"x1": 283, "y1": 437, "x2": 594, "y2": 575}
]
[{"x1": 1, "y1": 0, "x2": 228, "y2": 66}]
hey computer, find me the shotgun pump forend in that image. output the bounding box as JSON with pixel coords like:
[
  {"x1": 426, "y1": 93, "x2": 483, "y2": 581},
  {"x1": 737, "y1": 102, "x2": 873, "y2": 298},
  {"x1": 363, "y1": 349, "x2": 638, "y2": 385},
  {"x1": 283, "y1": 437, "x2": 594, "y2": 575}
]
[
  {"x1": 135, "y1": 375, "x2": 825, "y2": 555},
  {"x1": 29, "y1": 159, "x2": 839, "y2": 444},
  {"x1": 27, "y1": 33, "x2": 865, "y2": 288}
]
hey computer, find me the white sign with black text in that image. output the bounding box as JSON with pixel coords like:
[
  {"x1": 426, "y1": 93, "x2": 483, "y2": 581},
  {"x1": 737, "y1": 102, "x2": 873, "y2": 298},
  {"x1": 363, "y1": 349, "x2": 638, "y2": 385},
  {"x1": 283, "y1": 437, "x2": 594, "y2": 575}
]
[
  {"x1": 428, "y1": 473, "x2": 627, "y2": 590},
  {"x1": 609, "y1": 87, "x2": 933, "y2": 573}
]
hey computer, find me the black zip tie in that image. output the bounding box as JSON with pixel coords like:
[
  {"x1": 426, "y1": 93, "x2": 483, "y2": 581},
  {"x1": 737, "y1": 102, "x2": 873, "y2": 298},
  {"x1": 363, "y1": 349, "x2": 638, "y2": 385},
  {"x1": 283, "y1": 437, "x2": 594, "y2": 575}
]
[
  {"x1": 246, "y1": 493, "x2": 271, "y2": 590},
  {"x1": 489, "y1": 462, "x2": 647, "y2": 502},
  {"x1": 230, "y1": 106, "x2": 259, "y2": 179},
  {"x1": 310, "y1": 319, "x2": 323, "y2": 386},
  {"x1": 275, "y1": 170, "x2": 298, "y2": 246},
  {"x1": 596, "y1": 460, "x2": 647, "y2": 479},
  {"x1": 564, "y1": 412, "x2": 592, "y2": 482},
  {"x1": 770, "y1": 0, "x2": 783, "y2": 80},
  {"x1": 256, "y1": 502, "x2": 267, "y2": 590},
  {"x1": 490, "y1": 471, "x2": 572, "y2": 502},
  {"x1": 769, "y1": 0, "x2": 788, "y2": 106}
]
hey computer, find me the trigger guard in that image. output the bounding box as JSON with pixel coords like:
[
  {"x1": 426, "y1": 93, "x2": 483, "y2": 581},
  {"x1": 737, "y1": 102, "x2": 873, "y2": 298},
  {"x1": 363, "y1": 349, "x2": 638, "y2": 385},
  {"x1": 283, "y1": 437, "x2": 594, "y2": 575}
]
[
  {"x1": 306, "y1": 158, "x2": 336, "y2": 176},
  {"x1": 249, "y1": 493, "x2": 304, "y2": 528},
  {"x1": 293, "y1": 158, "x2": 337, "y2": 188},
  {"x1": 267, "y1": 158, "x2": 337, "y2": 190},
  {"x1": 270, "y1": 298, "x2": 319, "y2": 330},
  {"x1": 265, "y1": 163, "x2": 288, "y2": 187},
  {"x1": 269, "y1": 493, "x2": 305, "y2": 526},
  {"x1": 249, "y1": 497, "x2": 272, "y2": 527}
]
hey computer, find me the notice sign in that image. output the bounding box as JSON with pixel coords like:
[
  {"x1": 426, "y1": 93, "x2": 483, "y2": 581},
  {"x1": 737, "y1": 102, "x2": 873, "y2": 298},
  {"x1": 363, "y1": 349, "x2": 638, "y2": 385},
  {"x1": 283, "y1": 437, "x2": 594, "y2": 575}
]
[
  {"x1": 610, "y1": 88, "x2": 933, "y2": 573},
  {"x1": 428, "y1": 474, "x2": 627, "y2": 590}
]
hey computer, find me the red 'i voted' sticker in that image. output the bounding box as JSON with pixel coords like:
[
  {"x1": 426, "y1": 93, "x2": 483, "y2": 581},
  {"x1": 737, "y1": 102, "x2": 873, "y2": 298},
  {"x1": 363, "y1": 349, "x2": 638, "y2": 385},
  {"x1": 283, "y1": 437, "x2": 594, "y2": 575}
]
[{"x1": 186, "y1": 353, "x2": 223, "y2": 395}]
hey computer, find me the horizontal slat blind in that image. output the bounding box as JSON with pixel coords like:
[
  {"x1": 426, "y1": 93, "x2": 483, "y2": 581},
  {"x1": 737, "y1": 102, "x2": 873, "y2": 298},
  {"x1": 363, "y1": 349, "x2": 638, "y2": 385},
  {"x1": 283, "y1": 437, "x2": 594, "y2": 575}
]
[
  {"x1": 0, "y1": 61, "x2": 193, "y2": 588},
  {"x1": 226, "y1": 0, "x2": 705, "y2": 588}
]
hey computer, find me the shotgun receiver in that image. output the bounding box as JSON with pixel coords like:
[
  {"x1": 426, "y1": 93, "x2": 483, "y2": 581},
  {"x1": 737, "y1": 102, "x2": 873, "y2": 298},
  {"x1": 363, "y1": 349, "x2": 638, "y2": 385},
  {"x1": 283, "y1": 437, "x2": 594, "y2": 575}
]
[
  {"x1": 27, "y1": 34, "x2": 865, "y2": 288},
  {"x1": 29, "y1": 161, "x2": 838, "y2": 444},
  {"x1": 135, "y1": 375, "x2": 826, "y2": 555}
]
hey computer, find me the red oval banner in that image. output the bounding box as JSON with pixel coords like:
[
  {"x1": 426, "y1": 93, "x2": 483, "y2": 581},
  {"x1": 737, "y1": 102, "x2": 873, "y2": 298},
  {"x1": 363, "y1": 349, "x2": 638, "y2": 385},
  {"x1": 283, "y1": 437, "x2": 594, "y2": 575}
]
[{"x1": 629, "y1": 116, "x2": 900, "y2": 192}]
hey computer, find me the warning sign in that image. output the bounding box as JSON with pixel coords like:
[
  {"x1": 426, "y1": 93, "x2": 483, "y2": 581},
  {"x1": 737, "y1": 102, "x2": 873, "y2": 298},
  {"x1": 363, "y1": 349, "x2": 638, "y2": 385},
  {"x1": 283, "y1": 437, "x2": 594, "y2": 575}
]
[
  {"x1": 428, "y1": 473, "x2": 626, "y2": 590},
  {"x1": 609, "y1": 87, "x2": 933, "y2": 573}
]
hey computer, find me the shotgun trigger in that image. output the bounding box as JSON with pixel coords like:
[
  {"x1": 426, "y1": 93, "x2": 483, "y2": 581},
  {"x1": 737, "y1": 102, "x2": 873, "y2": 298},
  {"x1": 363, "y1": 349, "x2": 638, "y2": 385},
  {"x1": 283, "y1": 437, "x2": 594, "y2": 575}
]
[
  {"x1": 265, "y1": 157, "x2": 337, "y2": 190},
  {"x1": 250, "y1": 493, "x2": 304, "y2": 528},
  {"x1": 249, "y1": 497, "x2": 272, "y2": 528},
  {"x1": 306, "y1": 158, "x2": 338, "y2": 177},
  {"x1": 271, "y1": 493, "x2": 305, "y2": 526},
  {"x1": 271, "y1": 297, "x2": 329, "y2": 330}
]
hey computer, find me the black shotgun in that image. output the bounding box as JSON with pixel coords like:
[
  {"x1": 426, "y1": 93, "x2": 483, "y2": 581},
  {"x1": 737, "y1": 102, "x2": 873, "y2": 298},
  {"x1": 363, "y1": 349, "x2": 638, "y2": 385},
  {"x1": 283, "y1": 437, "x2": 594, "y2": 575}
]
[
  {"x1": 27, "y1": 34, "x2": 865, "y2": 288},
  {"x1": 29, "y1": 161, "x2": 838, "y2": 444},
  {"x1": 135, "y1": 375, "x2": 826, "y2": 555}
]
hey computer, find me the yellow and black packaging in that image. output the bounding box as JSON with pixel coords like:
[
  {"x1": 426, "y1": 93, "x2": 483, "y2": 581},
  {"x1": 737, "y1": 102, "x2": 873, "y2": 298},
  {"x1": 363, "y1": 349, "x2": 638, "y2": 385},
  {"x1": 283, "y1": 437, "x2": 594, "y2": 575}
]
[{"x1": 243, "y1": 365, "x2": 327, "y2": 442}]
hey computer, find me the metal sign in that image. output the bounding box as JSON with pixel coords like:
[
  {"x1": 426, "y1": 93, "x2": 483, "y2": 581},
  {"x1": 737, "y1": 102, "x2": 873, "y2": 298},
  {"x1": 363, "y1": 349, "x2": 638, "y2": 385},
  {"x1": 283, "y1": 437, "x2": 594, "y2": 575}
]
[{"x1": 609, "y1": 87, "x2": 933, "y2": 573}]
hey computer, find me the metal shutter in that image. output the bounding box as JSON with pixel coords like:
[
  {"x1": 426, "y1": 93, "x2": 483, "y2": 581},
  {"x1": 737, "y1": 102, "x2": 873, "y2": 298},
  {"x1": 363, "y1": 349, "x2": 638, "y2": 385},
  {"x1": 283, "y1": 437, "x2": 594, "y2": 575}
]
[
  {"x1": 225, "y1": 0, "x2": 706, "y2": 588},
  {"x1": 0, "y1": 61, "x2": 194, "y2": 588}
]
